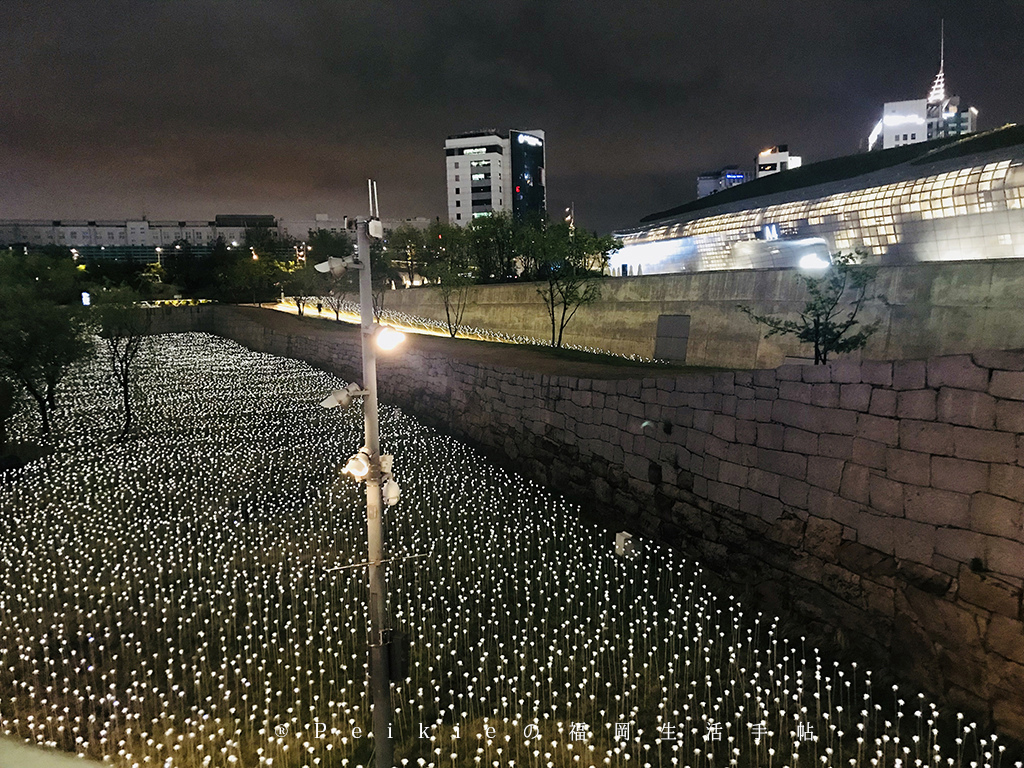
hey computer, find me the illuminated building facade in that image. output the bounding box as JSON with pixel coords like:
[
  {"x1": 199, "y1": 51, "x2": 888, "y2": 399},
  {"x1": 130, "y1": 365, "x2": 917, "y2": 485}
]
[
  {"x1": 697, "y1": 166, "x2": 748, "y2": 198},
  {"x1": 509, "y1": 130, "x2": 546, "y2": 220},
  {"x1": 613, "y1": 126, "x2": 1024, "y2": 275},
  {"x1": 756, "y1": 145, "x2": 802, "y2": 179},
  {"x1": 445, "y1": 129, "x2": 545, "y2": 224},
  {"x1": 867, "y1": 30, "x2": 978, "y2": 151}
]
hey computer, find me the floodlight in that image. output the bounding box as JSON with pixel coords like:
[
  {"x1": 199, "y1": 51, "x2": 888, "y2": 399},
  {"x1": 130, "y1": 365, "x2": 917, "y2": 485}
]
[
  {"x1": 382, "y1": 478, "x2": 401, "y2": 506},
  {"x1": 799, "y1": 254, "x2": 830, "y2": 271},
  {"x1": 320, "y1": 382, "x2": 366, "y2": 409},
  {"x1": 343, "y1": 452, "x2": 370, "y2": 480},
  {"x1": 368, "y1": 219, "x2": 384, "y2": 239},
  {"x1": 314, "y1": 256, "x2": 356, "y2": 277},
  {"x1": 373, "y1": 325, "x2": 405, "y2": 351}
]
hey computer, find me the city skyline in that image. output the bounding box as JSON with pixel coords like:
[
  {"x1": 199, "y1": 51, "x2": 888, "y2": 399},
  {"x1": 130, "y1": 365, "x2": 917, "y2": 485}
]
[{"x1": 2, "y1": 1, "x2": 1023, "y2": 234}]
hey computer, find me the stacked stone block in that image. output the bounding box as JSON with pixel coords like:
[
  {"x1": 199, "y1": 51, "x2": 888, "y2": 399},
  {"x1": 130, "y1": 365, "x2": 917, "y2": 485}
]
[{"x1": 186, "y1": 306, "x2": 1024, "y2": 736}]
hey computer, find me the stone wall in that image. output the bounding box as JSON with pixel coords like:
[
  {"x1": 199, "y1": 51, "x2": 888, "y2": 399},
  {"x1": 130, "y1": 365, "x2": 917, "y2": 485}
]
[
  {"x1": 172, "y1": 306, "x2": 1024, "y2": 736},
  {"x1": 383, "y1": 259, "x2": 1024, "y2": 369}
]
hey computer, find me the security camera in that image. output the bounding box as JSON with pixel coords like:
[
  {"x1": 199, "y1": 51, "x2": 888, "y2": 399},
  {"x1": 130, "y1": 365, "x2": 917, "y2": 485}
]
[
  {"x1": 380, "y1": 454, "x2": 394, "y2": 474},
  {"x1": 382, "y1": 478, "x2": 401, "y2": 506},
  {"x1": 320, "y1": 382, "x2": 367, "y2": 409}
]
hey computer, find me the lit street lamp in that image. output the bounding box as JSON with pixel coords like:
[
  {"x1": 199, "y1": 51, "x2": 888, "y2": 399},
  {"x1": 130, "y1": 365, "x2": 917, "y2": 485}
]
[{"x1": 317, "y1": 208, "x2": 402, "y2": 767}]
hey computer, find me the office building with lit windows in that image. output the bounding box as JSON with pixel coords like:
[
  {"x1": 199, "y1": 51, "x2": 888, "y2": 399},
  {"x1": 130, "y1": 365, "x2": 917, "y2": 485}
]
[
  {"x1": 612, "y1": 125, "x2": 1024, "y2": 276},
  {"x1": 445, "y1": 129, "x2": 546, "y2": 223}
]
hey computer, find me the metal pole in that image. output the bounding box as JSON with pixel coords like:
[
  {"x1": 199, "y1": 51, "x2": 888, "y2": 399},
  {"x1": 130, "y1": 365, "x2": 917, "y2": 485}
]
[{"x1": 356, "y1": 219, "x2": 394, "y2": 767}]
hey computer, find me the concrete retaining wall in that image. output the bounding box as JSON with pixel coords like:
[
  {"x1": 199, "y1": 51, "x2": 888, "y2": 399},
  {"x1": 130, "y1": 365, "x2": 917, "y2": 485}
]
[
  {"x1": 383, "y1": 259, "x2": 1024, "y2": 369},
  {"x1": 162, "y1": 305, "x2": 1024, "y2": 736}
]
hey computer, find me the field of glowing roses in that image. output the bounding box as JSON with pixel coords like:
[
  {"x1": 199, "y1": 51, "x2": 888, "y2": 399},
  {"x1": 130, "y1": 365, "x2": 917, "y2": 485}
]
[{"x1": 0, "y1": 333, "x2": 1019, "y2": 768}]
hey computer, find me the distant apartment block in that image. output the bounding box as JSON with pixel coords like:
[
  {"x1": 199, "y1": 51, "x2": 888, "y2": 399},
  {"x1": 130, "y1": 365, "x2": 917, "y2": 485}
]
[{"x1": 0, "y1": 214, "x2": 432, "y2": 261}]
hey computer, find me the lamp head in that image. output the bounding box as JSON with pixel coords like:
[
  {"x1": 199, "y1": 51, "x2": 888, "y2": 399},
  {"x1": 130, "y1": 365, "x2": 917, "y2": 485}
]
[
  {"x1": 799, "y1": 254, "x2": 831, "y2": 271},
  {"x1": 314, "y1": 256, "x2": 356, "y2": 277},
  {"x1": 319, "y1": 381, "x2": 366, "y2": 409},
  {"x1": 342, "y1": 451, "x2": 370, "y2": 480},
  {"x1": 372, "y1": 324, "x2": 405, "y2": 351}
]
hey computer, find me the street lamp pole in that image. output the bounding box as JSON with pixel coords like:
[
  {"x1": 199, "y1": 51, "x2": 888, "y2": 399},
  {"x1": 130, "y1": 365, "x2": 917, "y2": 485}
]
[{"x1": 355, "y1": 218, "x2": 395, "y2": 767}]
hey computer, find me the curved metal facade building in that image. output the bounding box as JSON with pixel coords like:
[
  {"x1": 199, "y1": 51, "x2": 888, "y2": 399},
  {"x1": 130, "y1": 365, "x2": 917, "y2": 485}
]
[{"x1": 613, "y1": 128, "x2": 1024, "y2": 274}]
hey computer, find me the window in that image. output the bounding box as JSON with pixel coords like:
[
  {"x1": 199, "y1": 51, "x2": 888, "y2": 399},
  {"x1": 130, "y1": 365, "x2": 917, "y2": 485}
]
[
  {"x1": 454, "y1": 162, "x2": 459, "y2": 169},
  {"x1": 455, "y1": 188, "x2": 460, "y2": 194},
  {"x1": 456, "y1": 213, "x2": 462, "y2": 220},
  {"x1": 911, "y1": 133, "x2": 916, "y2": 140},
  {"x1": 455, "y1": 200, "x2": 461, "y2": 207},
  {"x1": 471, "y1": 173, "x2": 488, "y2": 181},
  {"x1": 454, "y1": 174, "x2": 460, "y2": 181}
]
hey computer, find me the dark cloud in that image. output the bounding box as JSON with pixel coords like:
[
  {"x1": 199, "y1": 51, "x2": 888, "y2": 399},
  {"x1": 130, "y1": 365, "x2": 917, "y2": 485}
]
[{"x1": 1, "y1": 0, "x2": 1021, "y2": 232}]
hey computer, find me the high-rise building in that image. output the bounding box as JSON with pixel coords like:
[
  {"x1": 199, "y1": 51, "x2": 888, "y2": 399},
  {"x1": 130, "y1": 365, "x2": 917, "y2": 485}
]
[
  {"x1": 867, "y1": 24, "x2": 978, "y2": 151},
  {"x1": 756, "y1": 145, "x2": 802, "y2": 179},
  {"x1": 697, "y1": 166, "x2": 748, "y2": 198},
  {"x1": 445, "y1": 129, "x2": 545, "y2": 223}
]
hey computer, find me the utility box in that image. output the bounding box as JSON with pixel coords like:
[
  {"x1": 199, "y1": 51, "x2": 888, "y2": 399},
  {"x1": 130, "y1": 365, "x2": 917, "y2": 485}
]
[
  {"x1": 653, "y1": 314, "x2": 690, "y2": 362},
  {"x1": 615, "y1": 531, "x2": 636, "y2": 558}
]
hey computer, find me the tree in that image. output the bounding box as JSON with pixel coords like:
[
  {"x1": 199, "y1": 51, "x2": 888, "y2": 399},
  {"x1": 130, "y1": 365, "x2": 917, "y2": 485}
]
[
  {"x1": 307, "y1": 229, "x2": 357, "y2": 320},
  {"x1": 370, "y1": 237, "x2": 401, "y2": 321},
  {"x1": 244, "y1": 226, "x2": 289, "y2": 261},
  {"x1": 740, "y1": 248, "x2": 880, "y2": 365},
  {"x1": 94, "y1": 287, "x2": 151, "y2": 440},
  {"x1": 286, "y1": 261, "x2": 324, "y2": 317},
  {"x1": 0, "y1": 251, "x2": 93, "y2": 433},
  {"x1": 0, "y1": 374, "x2": 20, "y2": 456},
  {"x1": 162, "y1": 240, "x2": 202, "y2": 294},
  {"x1": 468, "y1": 212, "x2": 520, "y2": 282},
  {"x1": 388, "y1": 225, "x2": 427, "y2": 286},
  {"x1": 534, "y1": 223, "x2": 619, "y2": 348},
  {"x1": 420, "y1": 222, "x2": 475, "y2": 336}
]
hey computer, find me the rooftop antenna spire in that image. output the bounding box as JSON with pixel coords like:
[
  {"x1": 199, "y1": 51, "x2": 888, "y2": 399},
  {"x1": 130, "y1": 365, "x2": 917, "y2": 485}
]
[
  {"x1": 927, "y1": 18, "x2": 947, "y2": 104},
  {"x1": 940, "y1": 18, "x2": 945, "y2": 74}
]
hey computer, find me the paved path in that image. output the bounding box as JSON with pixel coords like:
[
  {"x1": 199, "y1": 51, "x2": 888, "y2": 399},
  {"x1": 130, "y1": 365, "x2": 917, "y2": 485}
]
[{"x1": 0, "y1": 737, "x2": 105, "y2": 767}]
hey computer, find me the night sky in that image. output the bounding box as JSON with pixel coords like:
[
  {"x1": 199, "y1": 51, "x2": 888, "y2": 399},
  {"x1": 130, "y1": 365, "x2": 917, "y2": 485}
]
[{"x1": 2, "y1": 1, "x2": 1022, "y2": 234}]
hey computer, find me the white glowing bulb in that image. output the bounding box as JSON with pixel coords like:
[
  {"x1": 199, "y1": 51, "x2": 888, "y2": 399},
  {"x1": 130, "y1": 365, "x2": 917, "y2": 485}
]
[{"x1": 375, "y1": 325, "x2": 406, "y2": 351}]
